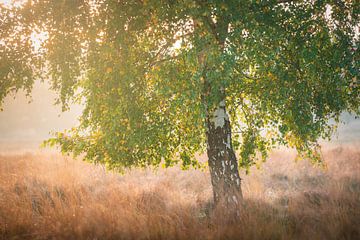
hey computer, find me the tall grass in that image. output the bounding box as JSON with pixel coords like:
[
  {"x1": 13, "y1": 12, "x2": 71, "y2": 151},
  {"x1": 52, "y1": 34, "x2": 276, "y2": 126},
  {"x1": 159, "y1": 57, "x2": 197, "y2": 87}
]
[{"x1": 0, "y1": 144, "x2": 359, "y2": 239}]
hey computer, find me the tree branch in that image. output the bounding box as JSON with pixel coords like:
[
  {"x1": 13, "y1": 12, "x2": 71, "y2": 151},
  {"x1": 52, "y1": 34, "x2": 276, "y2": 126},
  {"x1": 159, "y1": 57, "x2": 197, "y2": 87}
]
[
  {"x1": 193, "y1": 0, "x2": 223, "y2": 45},
  {"x1": 148, "y1": 55, "x2": 181, "y2": 68},
  {"x1": 233, "y1": 68, "x2": 260, "y2": 81},
  {"x1": 147, "y1": 32, "x2": 192, "y2": 68}
]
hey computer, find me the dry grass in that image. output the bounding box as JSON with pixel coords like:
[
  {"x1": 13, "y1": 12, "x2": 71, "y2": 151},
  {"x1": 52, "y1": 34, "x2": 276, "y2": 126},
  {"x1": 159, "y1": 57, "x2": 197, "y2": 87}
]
[{"x1": 0, "y1": 144, "x2": 359, "y2": 240}]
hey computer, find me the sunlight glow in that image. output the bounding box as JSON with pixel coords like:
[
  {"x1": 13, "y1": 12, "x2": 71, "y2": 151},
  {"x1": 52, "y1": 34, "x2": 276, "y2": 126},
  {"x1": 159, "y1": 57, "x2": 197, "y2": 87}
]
[
  {"x1": 31, "y1": 31, "x2": 48, "y2": 52},
  {"x1": 0, "y1": 0, "x2": 25, "y2": 7},
  {"x1": 0, "y1": 0, "x2": 48, "y2": 52},
  {"x1": 0, "y1": 0, "x2": 11, "y2": 6}
]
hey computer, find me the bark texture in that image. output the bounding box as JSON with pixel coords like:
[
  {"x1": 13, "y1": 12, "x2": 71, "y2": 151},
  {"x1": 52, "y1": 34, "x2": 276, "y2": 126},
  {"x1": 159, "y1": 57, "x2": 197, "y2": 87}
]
[{"x1": 206, "y1": 100, "x2": 243, "y2": 215}]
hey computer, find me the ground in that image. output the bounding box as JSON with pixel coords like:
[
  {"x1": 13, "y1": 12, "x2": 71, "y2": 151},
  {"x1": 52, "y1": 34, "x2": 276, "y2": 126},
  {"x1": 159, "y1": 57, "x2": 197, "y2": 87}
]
[{"x1": 0, "y1": 143, "x2": 359, "y2": 240}]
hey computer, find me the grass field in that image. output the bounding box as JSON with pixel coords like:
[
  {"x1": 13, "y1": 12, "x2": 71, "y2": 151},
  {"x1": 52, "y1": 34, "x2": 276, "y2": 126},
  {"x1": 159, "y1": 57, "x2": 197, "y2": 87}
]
[{"x1": 0, "y1": 143, "x2": 359, "y2": 239}]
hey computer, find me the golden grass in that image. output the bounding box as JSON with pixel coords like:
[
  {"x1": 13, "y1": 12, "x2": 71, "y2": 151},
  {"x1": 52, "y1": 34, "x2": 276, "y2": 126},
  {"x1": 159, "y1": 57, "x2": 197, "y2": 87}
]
[{"x1": 0, "y1": 144, "x2": 359, "y2": 239}]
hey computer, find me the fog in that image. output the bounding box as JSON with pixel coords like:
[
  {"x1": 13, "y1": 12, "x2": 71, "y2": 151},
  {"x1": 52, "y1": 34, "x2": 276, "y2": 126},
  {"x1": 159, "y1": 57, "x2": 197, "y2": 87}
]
[
  {"x1": 0, "y1": 81, "x2": 82, "y2": 143},
  {"x1": 0, "y1": 81, "x2": 359, "y2": 147}
]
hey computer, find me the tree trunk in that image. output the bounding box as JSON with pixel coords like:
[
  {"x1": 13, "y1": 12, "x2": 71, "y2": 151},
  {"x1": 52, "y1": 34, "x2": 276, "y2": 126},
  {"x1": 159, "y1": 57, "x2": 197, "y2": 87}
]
[{"x1": 206, "y1": 99, "x2": 243, "y2": 217}]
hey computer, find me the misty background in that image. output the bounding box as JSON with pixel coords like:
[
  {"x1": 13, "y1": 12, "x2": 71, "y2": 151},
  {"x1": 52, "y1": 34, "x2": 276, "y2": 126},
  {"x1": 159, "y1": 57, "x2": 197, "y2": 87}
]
[
  {"x1": 0, "y1": 81, "x2": 359, "y2": 150},
  {"x1": 0, "y1": 81, "x2": 82, "y2": 149}
]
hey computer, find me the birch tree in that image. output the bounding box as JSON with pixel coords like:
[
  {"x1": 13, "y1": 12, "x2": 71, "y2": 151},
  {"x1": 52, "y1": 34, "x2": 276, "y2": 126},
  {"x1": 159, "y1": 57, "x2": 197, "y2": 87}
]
[{"x1": 1, "y1": 0, "x2": 359, "y2": 215}]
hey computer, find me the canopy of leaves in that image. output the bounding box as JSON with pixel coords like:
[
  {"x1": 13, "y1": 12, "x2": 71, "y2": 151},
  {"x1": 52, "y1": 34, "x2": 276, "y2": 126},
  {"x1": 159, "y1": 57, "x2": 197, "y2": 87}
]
[{"x1": 1, "y1": 0, "x2": 359, "y2": 171}]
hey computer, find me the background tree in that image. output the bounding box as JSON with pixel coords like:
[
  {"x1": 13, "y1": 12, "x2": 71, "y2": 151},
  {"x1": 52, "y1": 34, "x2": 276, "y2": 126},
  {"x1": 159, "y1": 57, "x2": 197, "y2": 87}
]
[{"x1": 1, "y1": 0, "x2": 359, "y2": 215}]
